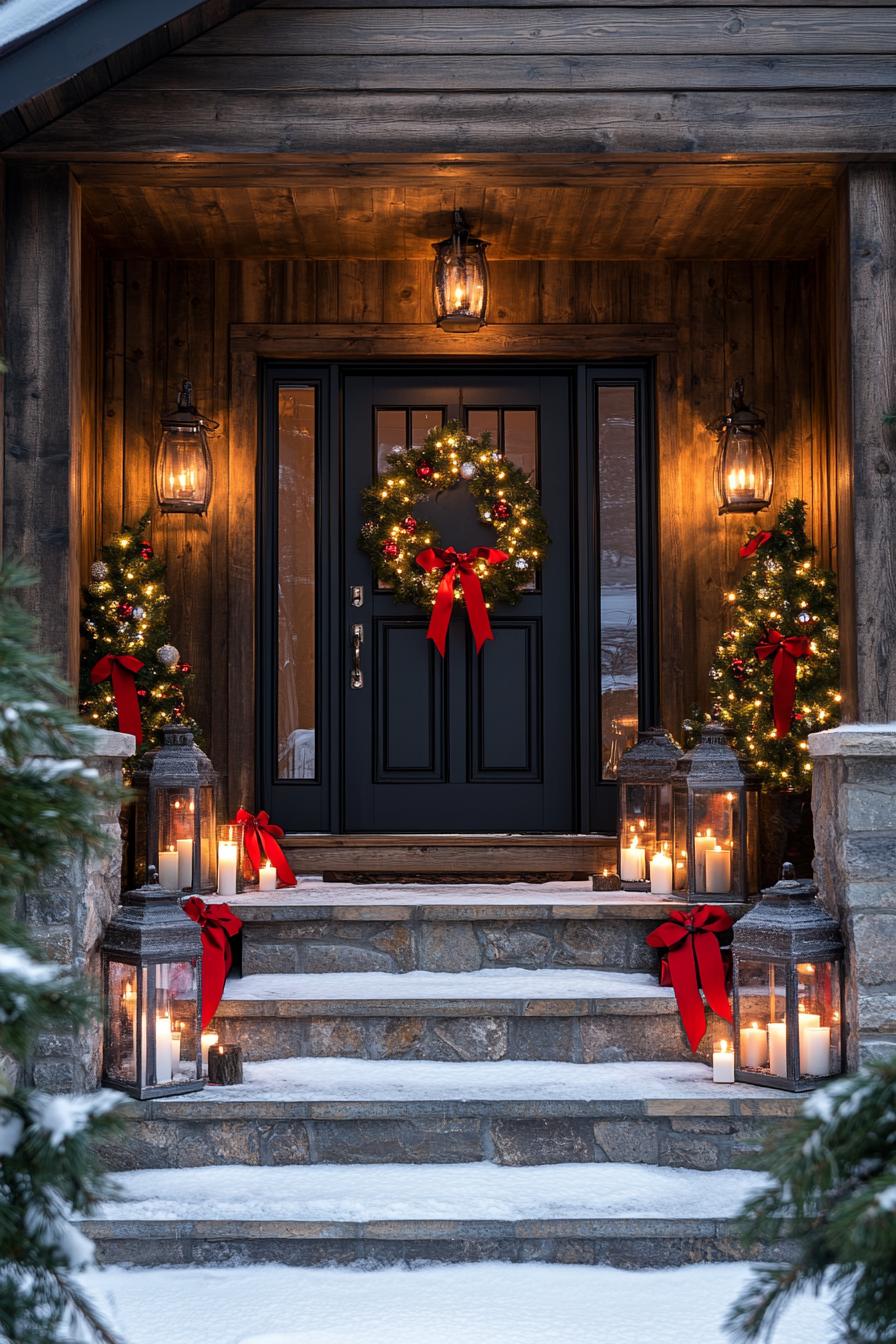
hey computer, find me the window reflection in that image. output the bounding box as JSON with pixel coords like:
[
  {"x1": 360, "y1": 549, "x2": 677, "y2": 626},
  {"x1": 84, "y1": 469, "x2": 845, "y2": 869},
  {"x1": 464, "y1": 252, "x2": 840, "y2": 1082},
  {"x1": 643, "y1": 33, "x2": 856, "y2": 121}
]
[
  {"x1": 598, "y1": 386, "x2": 639, "y2": 779},
  {"x1": 277, "y1": 387, "x2": 316, "y2": 780}
]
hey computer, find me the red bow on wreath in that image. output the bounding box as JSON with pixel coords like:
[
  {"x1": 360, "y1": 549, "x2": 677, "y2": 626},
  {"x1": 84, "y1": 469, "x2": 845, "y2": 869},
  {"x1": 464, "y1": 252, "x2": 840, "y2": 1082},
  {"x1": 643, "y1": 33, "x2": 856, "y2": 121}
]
[
  {"x1": 646, "y1": 905, "x2": 733, "y2": 1052},
  {"x1": 234, "y1": 807, "x2": 297, "y2": 888},
  {"x1": 183, "y1": 898, "x2": 243, "y2": 1028},
  {"x1": 415, "y1": 546, "x2": 509, "y2": 656},
  {"x1": 739, "y1": 530, "x2": 773, "y2": 559},
  {"x1": 755, "y1": 628, "x2": 812, "y2": 738},
  {"x1": 90, "y1": 654, "x2": 144, "y2": 744}
]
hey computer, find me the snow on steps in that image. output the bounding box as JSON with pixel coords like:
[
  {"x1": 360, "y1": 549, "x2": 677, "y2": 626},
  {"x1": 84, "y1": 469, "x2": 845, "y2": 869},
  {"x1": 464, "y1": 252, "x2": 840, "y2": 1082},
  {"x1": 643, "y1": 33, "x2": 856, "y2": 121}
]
[
  {"x1": 81, "y1": 1161, "x2": 781, "y2": 1269},
  {"x1": 212, "y1": 968, "x2": 716, "y2": 1064}
]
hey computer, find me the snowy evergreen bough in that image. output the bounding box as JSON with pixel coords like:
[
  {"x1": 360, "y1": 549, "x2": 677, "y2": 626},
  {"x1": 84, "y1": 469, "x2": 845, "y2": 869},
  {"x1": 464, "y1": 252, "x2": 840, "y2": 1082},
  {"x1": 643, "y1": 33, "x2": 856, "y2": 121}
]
[
  {"x1": 0, "y1": 564, "x2": 124, "y2": 1344},
  {"x1": 729, "y1": 1058, "x2": 896, "y2": 1344}
]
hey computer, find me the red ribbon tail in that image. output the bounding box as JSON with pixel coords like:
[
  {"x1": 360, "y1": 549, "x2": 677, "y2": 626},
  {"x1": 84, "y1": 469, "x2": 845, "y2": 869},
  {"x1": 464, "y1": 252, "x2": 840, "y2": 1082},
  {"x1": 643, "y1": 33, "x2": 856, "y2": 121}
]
[
  {"x1": 109, "y1": 661, "x2": 143, "y2": 745},
  {"x1": 426, "y1": 568, "x2": 456, "y2": 657},
  {"x1": 198, "y1": 923, "x2": 231, "y2": 1029},
  {"x1": 665, "y1": 940, "x2": 707, "y2": 1053},
  {"x1": 694, "y1": 932, "x2": 733, "y2": 1025},
  {"x1": 458, "y1": 568, "x2": 494, "y2": 653},
  {"x1": 772, "y1": 652, "x2": 799, "y2": 739},
  {"x1": 260, "y1": 830, "x2": 297, "y2": 887}
]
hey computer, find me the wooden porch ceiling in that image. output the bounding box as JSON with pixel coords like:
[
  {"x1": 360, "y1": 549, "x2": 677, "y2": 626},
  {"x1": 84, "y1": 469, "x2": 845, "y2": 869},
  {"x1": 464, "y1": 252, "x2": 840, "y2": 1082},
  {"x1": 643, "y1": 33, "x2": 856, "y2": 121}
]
[{"x1": 81, "y1": 178, "x2": 834, "y2": 259}]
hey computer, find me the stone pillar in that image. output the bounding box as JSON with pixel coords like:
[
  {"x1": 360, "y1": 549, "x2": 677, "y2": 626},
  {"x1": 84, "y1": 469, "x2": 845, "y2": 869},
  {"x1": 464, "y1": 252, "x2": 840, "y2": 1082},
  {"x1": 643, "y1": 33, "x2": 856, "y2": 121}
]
[
  {"x1": 809, "y1": 726, "x2": 896, "y2": 1066},
  {"x1": 24, "y1": 728, "x2": 134, "y2": 1092}
]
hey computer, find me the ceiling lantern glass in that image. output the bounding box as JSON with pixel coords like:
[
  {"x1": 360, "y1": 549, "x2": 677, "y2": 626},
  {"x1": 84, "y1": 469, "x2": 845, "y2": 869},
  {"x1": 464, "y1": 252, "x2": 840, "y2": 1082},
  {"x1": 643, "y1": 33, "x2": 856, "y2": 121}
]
[
  {"x1": 155, "y1": 379, "x2": 216, "y2": 514},
  {"x1": 710, "y1": 378, "x2": 774, "y2": 516},
  {"x1": 432, "y1": 209, "x2": 489, "y2": 333}
]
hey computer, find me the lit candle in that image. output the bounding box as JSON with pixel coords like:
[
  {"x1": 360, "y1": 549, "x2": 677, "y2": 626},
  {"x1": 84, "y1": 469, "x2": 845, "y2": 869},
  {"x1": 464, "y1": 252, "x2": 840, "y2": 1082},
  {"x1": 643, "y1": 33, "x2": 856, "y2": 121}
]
[
  {"x1": 176, "y1": 837, "x2": 194, "y2": 890},
  {"x1": 802, "y1": 1025, "x2": 831, "y2": 1077},
  {"x1": 704, "y1": 844, "x2": 732, "y2": 895},
  {"x1": 170, "y1": 1029, "x2": 182, "y2": 1067},
  {"x1": 739, "y1": 1020, "x2": 767, "y2": 1069},
  {"x1": 712, "y1": 1038, "x2": 734, "y2": 1084},
  {"x1": 620, "y1": 835, "x2": 646, "y2": 883},
  {"x1": 217, "y1": 840, "x2": 239, "y2": 897},
  {"x1": 798, "y1": 1005, "x2": 822, "y2": 1072},
  {"x1": 693, "y1": 830, "x2": 715, "y2": 890},
  {"x1": 258, "y1": 860, "x2": 277, "y2": 892},
  {"x1": 768, "y1": 1021, "x2": 788, "y2": 1076},
  {"x1": 201, "y1": 1030, "x2": 219, "y2": 1072},
  {"x1": 154, "y1": 1015, "x2": 173, "y2": 1084},
  {"x1": 649, "y1": 845, "x2": 673, "y2": 896},
  {"x1": 158, "y1": 845, "x2": 180, "y2": 889}
]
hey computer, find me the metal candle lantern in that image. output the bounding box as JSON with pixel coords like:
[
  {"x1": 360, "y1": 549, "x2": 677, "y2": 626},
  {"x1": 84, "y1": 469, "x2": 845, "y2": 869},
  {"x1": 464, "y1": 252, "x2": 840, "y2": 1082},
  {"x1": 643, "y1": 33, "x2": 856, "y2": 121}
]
[
  {"x1": 155, "y1": 379, "x2": 216, "y2": 515},
  {"x1": 710, "y1": 378, "x2": 774, "y2": 516},
  {"x1": 671, "y1": 714, "x2": 761, "y2": 903},
  {"x1": 101, "y1": 875, "x2": 204, "y2": 1099},
  {"x1": 617, "y1": 729, "x2": 683, "y2": 892},
  {"x1": 432, "y1": 209, "x2": 490, "y2": 333},
  {"x1": 732, "y1": 864, "x2": 846, "y2": 1091},
  {"x1": 130, "y1": 724, "x2": 217, "y2": 894}
]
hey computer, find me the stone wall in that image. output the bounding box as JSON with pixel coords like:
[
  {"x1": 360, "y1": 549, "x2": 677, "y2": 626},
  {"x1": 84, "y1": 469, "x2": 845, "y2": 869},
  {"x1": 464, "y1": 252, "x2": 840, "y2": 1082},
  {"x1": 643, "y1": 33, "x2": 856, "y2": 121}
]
[
  {"x1": 809, "y1": 725, "x2": 896, "y2": 1066},
  {"x1": 23, "y1": 728, "x2": 134, "y2": 1091}
]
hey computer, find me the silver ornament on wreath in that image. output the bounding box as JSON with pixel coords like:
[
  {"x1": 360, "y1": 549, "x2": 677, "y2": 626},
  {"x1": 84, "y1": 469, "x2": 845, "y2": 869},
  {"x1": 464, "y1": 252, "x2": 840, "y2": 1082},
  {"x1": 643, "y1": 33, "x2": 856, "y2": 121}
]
[
  {"x1": 514, "y1": 557, "x2": 529, "y2": 572},
  {"x1": 459, "y1": 461, "x2": 478, "y2": 481},
  {"x1": 90, "y1": 561, "x2": 109, "y2": 581},
  {"x1": 157, "y1": 643, "x2": 180, "y2": 668}
]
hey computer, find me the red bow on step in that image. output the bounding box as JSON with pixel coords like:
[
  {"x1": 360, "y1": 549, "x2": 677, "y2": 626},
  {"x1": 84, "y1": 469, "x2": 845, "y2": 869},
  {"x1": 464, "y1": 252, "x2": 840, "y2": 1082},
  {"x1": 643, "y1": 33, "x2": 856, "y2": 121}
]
[
  {"x1": 755, "y1": 628, "x2": 812, "y2": 738},
  {"x1": 740, "y1": 530, "x2": 773, "y2": 559},
  {"x1": 415, "y1": 546, "x2": 509, "y2": 656},
  {"x1": 646, "y1": 905, "x2": 733, "y2": 1052},
  {"x1": 183, "y1": 898, "x2": 243, "y2": 1029},
  {"x1": 234, "y1": 807, "x2": 296, "y2": 888},
  {"x1": 90, "y1": 653, "x2": 144, "y2": 744}
]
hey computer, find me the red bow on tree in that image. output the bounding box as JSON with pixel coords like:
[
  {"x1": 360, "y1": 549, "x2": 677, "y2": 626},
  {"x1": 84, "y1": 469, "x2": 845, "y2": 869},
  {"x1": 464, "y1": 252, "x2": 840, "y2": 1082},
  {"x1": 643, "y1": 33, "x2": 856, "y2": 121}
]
[
  {"x1": 646, "y1": 905, "x2": 733, "y2": 1052},
  {"x1": 234, "y1": 807, "x2": 297, "y2": 888},
  {"x1": 755, "y1": 628, "x2": 812, "y2": 738},
  {"x1": 90, "y1": 654, "x2": 144, "y2": 744},
  {"x1": 182, "y1": 898, "x2": 243, "y2": 1029},
  {"x1": 739, "y1": 530, "x2": 773, "y2": 559},
  {"x1": 415, "y1": 546, "x2": 509, "y2": 656}
]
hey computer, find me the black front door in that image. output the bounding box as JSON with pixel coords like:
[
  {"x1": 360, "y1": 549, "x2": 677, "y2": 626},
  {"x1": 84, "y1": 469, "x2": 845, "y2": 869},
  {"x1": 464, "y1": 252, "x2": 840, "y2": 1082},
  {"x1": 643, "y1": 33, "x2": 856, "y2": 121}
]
[{"x1": 343, "y1": 373, "x2": 574, "y2": 833}]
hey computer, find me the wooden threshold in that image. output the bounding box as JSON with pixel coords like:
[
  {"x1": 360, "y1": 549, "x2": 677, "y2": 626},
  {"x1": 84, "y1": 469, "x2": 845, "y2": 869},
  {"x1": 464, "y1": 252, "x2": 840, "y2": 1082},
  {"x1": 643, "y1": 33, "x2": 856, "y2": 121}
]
[{"x1": 280, "y1": 833, "x2": 615, "y2": 882}]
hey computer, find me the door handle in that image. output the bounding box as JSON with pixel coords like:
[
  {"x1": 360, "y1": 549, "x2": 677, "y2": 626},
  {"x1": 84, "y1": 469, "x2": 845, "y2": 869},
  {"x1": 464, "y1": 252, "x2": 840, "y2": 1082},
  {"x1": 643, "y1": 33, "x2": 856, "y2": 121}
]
[{"x1": 351, "y1": 623, "x2": 364, "y2": 689}]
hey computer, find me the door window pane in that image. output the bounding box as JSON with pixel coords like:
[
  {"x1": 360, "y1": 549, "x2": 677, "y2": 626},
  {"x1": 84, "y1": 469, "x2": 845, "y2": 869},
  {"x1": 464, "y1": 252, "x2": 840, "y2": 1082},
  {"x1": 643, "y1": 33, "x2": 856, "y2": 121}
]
[
  {"x1": 466, "y1": 409, "x2": 500, "y2": 446},
  {"x1": 411, "y1": 409, "x2": 443, "y2": 449},
  {"x1": 277, "y1": 386, "x2": 317, "y2": 780},
  {"x1": 598, "y1": 386, "x2": 638, "y2": 780},
  {"x1": 503, "y1": 409, "x2": 538, "y2": 479},
  {"x1": 376, "y1": 409, "x2": 406, "y2": 472}
]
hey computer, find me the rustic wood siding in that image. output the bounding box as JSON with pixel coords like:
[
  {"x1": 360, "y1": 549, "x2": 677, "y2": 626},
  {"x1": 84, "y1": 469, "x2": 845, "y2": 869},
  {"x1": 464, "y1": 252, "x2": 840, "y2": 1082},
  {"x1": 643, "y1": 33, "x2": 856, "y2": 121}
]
[{"x1": 81, "y1": 254, "x2": 834, "y2": 810}]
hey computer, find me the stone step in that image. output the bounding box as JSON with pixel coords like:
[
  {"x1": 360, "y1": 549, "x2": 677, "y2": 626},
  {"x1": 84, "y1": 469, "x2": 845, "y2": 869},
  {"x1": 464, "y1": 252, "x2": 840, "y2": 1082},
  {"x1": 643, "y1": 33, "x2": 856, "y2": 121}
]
[
  {"x1": 102, "y1": 1057, "x2": 797, "y2": 1172},
  {"x1": 212, "y1": 969, "x2": 720, "y2": 1063},
  {"x1": 231, "y1": 883, "x2": 745, "y2": 977},
  {"x1": 82, "y1": 1160, "x2": 779, "y2": 1269}
]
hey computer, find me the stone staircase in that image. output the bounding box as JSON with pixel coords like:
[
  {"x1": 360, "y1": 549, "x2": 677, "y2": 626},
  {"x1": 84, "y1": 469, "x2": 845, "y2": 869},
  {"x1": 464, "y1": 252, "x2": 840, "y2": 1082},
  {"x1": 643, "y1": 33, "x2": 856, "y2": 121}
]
[{"x1": 88, "y1": 882, "x2": 798, "y2": 1270}]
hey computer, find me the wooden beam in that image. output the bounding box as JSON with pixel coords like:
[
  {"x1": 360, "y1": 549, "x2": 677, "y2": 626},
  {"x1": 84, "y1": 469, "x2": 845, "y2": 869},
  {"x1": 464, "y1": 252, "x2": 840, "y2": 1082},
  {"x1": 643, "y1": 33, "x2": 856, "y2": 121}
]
[
  {"x1": 845, "y1": 164, "x2": 896, "y2": 722},
  {"x1": 3, "y1": 163, "x2": 82, "y2": 683},
  {"x1": 229, "y1": 321, "x2": 680, "y2": 356}
]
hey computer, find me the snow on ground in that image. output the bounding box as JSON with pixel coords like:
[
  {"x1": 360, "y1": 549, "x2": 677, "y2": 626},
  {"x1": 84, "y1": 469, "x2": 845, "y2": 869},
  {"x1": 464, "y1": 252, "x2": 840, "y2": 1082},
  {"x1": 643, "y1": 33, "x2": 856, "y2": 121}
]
[
  {"x1": 222, "y1": 968, "x2": 673, "y2": 1002},
  {"x1": 156, "y1": 1056, "x2": 760, "y2": 1104},
  {"x1": 78, "y1": 1261, "x2": 838, "y2": 1344},
  {"x1": 94, "y1": 1162, "x2": 766, "y2": 1223},
  {"x1": 227, "y1": 878, "x2": 659, "y2": 908}
]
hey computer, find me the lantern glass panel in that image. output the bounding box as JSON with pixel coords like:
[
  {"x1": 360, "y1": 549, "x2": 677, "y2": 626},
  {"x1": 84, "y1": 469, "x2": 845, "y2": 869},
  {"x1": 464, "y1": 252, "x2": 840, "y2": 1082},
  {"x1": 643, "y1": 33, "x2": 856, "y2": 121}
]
[
  {"x1": 736, "y1": 957, "x2": 788, "y2": 1078},
  {"x1": 745, "y1": 787, "x2": 760, "y2": 895},
  {"x1": 621, "y1": 784, "x2": 658, "y2": 855},
  {"x1": 216, "y1": 821, "x2": 252, "y2": 897},
  {"x1": 691, "y1": 789, "x2": 740, "y2": 898},
  {"x1": 198, "y1": 785, "x2": 216, "y2": 889},
  {"x1": 717, "y1": 424, "x2": 774, "y2": 515},
  {"x1": 155, "y1": 424, "x2": 212, "y2": 514},
  {"x1": 105, "y1": 959, "x2": 138, "y2": 1088},
  {"x1": 797, "y1": 960, "x2": 842, "y2": 1080},
  {"x1": 139, "y1": 959, "x2": 201, "y2": 1091}
]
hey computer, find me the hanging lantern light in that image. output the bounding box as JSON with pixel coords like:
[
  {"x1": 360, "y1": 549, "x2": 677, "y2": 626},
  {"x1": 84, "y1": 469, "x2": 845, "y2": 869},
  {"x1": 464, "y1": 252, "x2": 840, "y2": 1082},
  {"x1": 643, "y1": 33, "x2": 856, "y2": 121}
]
[
  {"x1": 709, "y1": 378, "x2": 774, "y2": 516},
  {"x1": 155, "y1": 379, "x2": 216, "y2": 514},
  {"x1": 432, "y1": 209, "x2": 489, "y2": 333}
]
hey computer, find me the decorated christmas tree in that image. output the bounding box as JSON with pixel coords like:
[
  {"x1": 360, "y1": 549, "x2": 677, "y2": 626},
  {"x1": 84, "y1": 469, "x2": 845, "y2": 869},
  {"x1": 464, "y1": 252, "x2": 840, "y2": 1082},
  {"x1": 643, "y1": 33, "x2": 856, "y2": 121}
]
[
  {"x1": 79, "y1": 514, "x2": 198, "y2": 753},
  {"x1": 709, "y1": 499, "x2": 840, "y2": 790}
]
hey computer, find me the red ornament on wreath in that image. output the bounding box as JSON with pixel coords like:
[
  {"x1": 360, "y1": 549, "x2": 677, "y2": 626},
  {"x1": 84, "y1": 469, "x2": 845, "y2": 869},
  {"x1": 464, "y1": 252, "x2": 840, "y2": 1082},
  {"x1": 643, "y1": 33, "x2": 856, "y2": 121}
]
[
  {"x1": 402, "y1": 516, "x2": 418, "y2": 534},
  {"x1": 492, "y1": 499, "x2": 512, "y2": 521},
  {"x1": 416, "y1": 461, "x2": 433, "y2": 481},
  {"x1": 382, "y1": 538, "x2": 400, "y2": 560}
]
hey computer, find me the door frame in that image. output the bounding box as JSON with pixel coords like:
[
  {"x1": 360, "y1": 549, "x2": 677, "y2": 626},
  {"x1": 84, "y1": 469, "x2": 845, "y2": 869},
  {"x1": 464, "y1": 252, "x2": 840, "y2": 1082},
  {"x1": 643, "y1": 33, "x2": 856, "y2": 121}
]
[{"x1": 252, "y1": 346, "x2": 660, "y2": 835}]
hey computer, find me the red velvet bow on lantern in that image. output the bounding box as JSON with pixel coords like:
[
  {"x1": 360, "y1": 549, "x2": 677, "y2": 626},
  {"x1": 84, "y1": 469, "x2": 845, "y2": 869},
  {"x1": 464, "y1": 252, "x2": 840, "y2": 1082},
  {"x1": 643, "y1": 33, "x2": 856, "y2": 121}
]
[
  {"x1": 234, "y1": 807, "x2": 297, "y2": 888},
  {"x1": 415, "y1": 546, "x2": 509, "y2": 656},
  {"x1": 182, "y1": 898, "x2": 243, "y2": 1029},
  {"x1": 90, "y1": 654, "x2": 144, "y2": 744},
  {"x1": 740, "y1": 530, "x2": 773, "y2": 559},
  {"x1": 646, "y1": 905, "x2": 733, "y2": 1052},
  {"x1": 755, "y1": 628, "x2": 812, "y2": 738}
]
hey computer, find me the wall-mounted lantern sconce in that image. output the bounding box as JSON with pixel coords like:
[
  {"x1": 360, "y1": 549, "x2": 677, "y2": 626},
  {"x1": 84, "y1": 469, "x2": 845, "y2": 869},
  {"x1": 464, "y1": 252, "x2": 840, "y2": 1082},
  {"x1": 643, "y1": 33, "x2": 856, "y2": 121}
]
[
  {"x1": 432, "y1": 209, "x2": 490, "y2": 333},
  {"x1": 155, "y1": 379, "x2": 216, "y2": 514},
  {"x1": 710, "y1": 379, "x2": 774, "y2": 516}
]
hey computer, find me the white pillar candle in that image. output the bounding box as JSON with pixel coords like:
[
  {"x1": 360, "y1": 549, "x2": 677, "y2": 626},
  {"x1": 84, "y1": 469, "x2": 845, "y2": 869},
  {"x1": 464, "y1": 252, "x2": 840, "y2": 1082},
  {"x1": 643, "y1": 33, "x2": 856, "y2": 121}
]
[
  {"x1": 802, "y1": 1025, "x2": 831, "y2": 1077},
  {"x1": 739, "y1": 1021, "x2": 768, "y2": 1069},
  {"x1": 258, "y1": 860, "x2": 277, "y2": 892},
  {"x1": 620, "y1": 837, "x2": 646, "y2": 883},
  {"x1": 176, "y1": 837, "x2": 194, "y2": 890},
  {"x1": 693, "y1": 831, "x2": 715, "y2": 891},
  {"x1": 201, "y1": 1031, "x2": 219, "y2": 1073},
  {"x1": 798, "y1": 1009, "x2": 822, "y2": 1072},
  {"x1": 649, "y1": 847, "x2": 673, "y2": 896},
  {"x1": 704, "y1": 844, "x2": 732, "y2": 895},
  {"x1": 768, "y1": 1021, "x2": 788, "y2": 1076},
  {"x1": 158, "y1": 846, "x2": 180, "y2": 889},
  {"x1": 217, "y1": 840, "x2": 239, "y2": 897},
  {"x1": 712, "y1": 1039, "x2": 734, "y2": 1083},
  {"x1": 154, "y1": 1016, "x2": 173, "y2": 1084}
]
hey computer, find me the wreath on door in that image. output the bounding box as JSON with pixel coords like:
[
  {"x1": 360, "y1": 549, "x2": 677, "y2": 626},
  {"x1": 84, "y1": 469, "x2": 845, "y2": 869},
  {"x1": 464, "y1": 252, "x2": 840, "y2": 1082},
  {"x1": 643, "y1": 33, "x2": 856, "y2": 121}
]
[{"x1": 358, "y1": 420, "x2": 550, "y2": 613}]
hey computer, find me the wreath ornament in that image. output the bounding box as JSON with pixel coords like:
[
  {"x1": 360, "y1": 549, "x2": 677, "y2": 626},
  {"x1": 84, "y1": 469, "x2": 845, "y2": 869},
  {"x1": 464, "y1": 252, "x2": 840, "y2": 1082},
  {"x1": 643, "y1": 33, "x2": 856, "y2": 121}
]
[{"x1": 359, "y1": 420, "x2": 551, "y2": 652}]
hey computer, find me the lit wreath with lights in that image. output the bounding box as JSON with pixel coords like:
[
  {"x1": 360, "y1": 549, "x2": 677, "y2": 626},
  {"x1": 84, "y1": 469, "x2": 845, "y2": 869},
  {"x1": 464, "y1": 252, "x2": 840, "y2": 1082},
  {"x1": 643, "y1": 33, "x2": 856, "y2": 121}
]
[{"x1": 359, "y1": 420, "x2": 550, "y2": 609}]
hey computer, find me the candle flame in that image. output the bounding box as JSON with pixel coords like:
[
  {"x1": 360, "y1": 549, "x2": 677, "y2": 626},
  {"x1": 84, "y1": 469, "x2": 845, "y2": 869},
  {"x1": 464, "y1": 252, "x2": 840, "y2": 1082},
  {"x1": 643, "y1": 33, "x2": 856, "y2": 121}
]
[
  {"x1": 751, "y1": 1021, "x2": 759, "y2": 1030},
  {"x1": 718, "y1": 1040, "x2": 729, "y2": 1054}
]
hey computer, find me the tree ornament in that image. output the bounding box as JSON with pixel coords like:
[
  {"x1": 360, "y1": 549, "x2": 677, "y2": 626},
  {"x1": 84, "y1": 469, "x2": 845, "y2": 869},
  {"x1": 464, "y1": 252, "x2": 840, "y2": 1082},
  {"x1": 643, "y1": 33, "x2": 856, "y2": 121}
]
[
  {"x1": 382, "y1": 539, "x2": 400, "y2": 560},
  {"x1": 117, "y1": 600, "x2": 134, "y2": 619},
  {"x1": 137, "y1": 688, "x2": 148, "y2": 699},
  {"x1": 180, "y1": 662, "x2": 192, "y2": 675},
  {"x1": 730, "y1": 657, "x2": 747, "y2": 682},
  {"x1": 415, "y1": 460, "x2": 433, "y2": 481},
  {"x1": 459, "y1": 461, "x2": 478, "y2": 481},
  {"x1": 402, "y1": 516, "x2": 418, "y2": 534},
  {"x1": 797, "y1": 611, "x2": 812, "y2": 625},
  {"x1": 90, "y1": 560, "x2": 109, "y2": 581},
  {"x1": 361, "y1": 520, "x2": 376, "y2": 539},
  {"x1": 157, "y1": 643, "x2": 180, "y2": 668},
  {"x1": 492, "y1": 499, "x2": 512, "y2": 521},
  {"x1": 85, "y1": 620, "x2": 96, "y2": 634},
  {"x1": 132, "y1": 606, "x2": 146, "y2": 621},
  {"x1": 139, "y1": 541, "x2": 154, "y2": 561}
]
